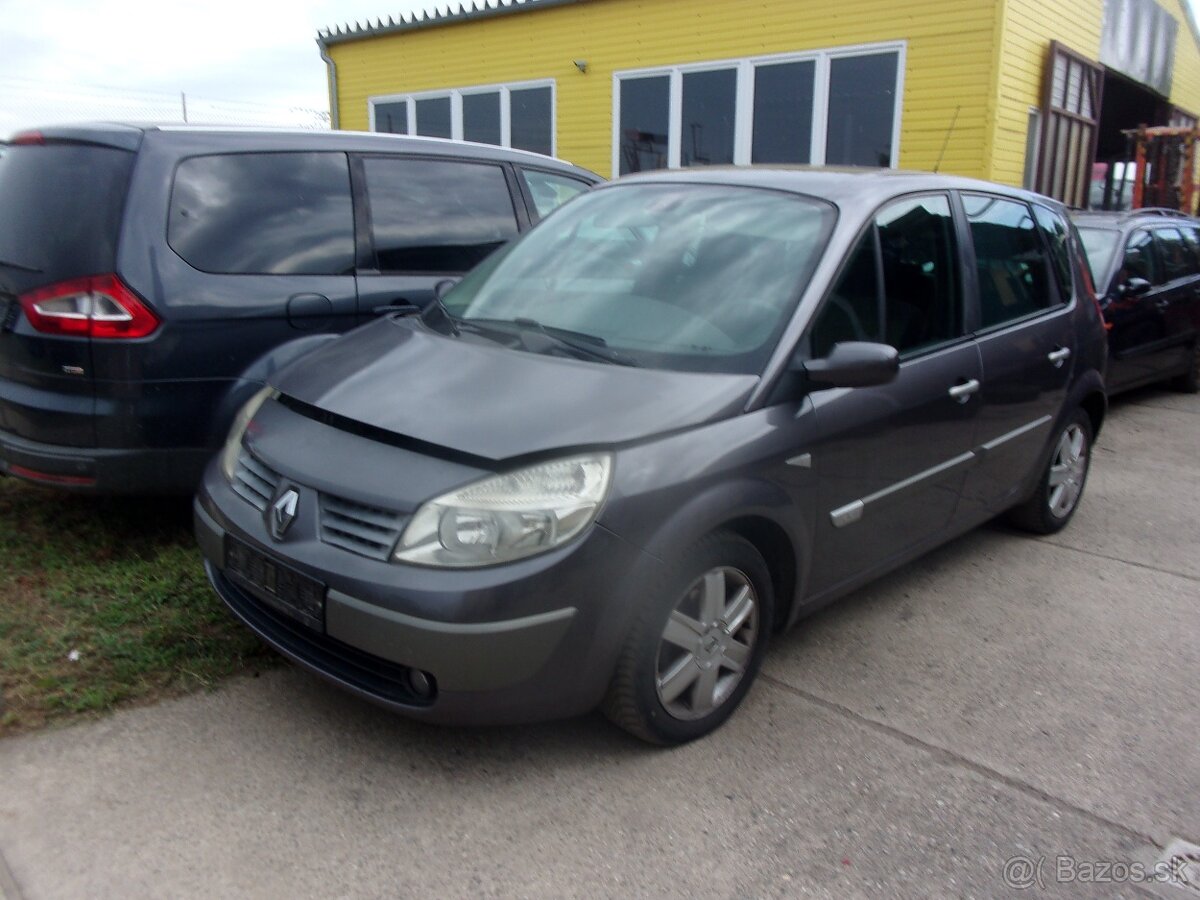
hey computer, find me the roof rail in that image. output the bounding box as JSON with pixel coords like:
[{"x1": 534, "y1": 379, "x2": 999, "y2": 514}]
[{"x1": 1133, "y1": 207, "x2": 1189, "y2": 218}]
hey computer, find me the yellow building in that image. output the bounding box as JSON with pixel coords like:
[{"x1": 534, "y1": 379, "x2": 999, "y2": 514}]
[{"x1": 318, "y1": 0, "x2": 1200, "y2": 209}]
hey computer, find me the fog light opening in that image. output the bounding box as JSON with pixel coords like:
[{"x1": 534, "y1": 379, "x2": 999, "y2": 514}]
[{"x1": 407, "y1": 669, "x2": 435, "y2": 699}]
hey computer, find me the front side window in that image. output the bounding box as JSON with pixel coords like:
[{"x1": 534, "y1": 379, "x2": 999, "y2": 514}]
[
  {"x1": 442, "y1": 184, "x2": 836, "y2": 374},
  {"x1": 520, "y1": 169, "x2": 591, "y2": 219},
  {"x1": 963, "y1": 194, "x2": 1056, "y2": 329},
  {"x1": 614, "y1": 43, "x2": 903, "y2": 176},
  {"x1": 809, "y1": 194, "x2": 961, "y2": 358},
  {"x1": 168, "y1": 152, "x2": 354, "y2": 276},
  {"x1": 362, "y1": 158, "x2": 518, "y2": 273},
  {"x1": 1153, "y1": 227, "x2": 1197, "y2": 281},
  {"x1": 369, "y1": 81, "x2": 555, "y2": 155},
  {"x1": 1120, "y1": 230, "x2": 1160, "y2": 285}
]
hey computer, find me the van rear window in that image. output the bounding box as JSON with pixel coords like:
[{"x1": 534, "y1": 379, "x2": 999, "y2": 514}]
[
  {"x1": 0, "y1": 143, "x2": 134, "y2": 284},
  {"x1": 168, "y1": 152, "x2": 355, "y2": 276}
]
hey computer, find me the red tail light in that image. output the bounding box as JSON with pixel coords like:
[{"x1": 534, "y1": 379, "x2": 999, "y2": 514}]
[
  {"x1": 10, "y1": 131, "x2": 45, "y2": 145},
  {"x1": 18, "y1": 274, "x2": 160, "y2": 339}
]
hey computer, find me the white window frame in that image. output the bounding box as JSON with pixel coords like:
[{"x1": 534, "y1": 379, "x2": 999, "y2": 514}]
[
  {"x1": 611, "y1": 41, "x2": 906, "y2": 178},
  {"x1": 368, "y1": 78, "x2": 557, "y2": 155}
]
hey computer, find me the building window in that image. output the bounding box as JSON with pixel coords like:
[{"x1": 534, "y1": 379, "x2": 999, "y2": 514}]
[
  {"x1": 613, "y1": 43, "x2": 904, "y2": 177},
  {"x1": 369, "y1": 80, "x2": 555, "y2": 155}
]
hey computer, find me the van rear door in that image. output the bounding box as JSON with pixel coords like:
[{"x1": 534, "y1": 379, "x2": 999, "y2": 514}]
[{"x1": 0, "y1": 136, "x2": 136, "y2": 447}]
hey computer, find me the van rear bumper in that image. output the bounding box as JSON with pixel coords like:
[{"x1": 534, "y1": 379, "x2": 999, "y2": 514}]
[{"x1": 0, "y1": 428, "x2": 209, "y2": 494}]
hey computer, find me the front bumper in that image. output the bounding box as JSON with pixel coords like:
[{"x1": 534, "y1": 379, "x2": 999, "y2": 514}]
[{"x1": 195, "y1": 472, "x2": 655, "y2": 725}]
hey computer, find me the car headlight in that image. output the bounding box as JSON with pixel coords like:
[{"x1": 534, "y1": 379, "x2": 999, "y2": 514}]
[
  {"x1": 219, "y1": 385, "x2": 278, "y2": 481},
  {"x1": 393, "y1": 453, "x2": 613, "y2": 567}
]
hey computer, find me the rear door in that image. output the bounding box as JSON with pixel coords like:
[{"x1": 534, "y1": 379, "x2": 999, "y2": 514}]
[
  {"x1": 805, "y1": 194, "x2": 982, "y2": 597},
  {"x1": 958, "y1": 194, "x2": 1075, "y2": 516},
  {"x1": 352, "y1": 156, "x2": 525, "y2": 318},
  {"x1": 0, "y1": 139, "x2": 136, "y2": 447},
  {"x1": 1150, "y1": 226, "x2": 1200, "y2": 375}
]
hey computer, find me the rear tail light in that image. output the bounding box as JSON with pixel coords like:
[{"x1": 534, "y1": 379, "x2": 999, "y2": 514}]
[
  {"x1": 18, "y1": 274, "x2": 160, "y2": 339},
  {"x1": 10, "y1": 131, "x2": 45, "y2": 145}
]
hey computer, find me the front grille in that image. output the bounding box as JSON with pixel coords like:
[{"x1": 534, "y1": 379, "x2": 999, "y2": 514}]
[
  {"x1": 232, "y1": 449, "x2": 281, "y2": 511},
  {"x1": 319, "y1": 493, "x2": 406, "y2": 561}
]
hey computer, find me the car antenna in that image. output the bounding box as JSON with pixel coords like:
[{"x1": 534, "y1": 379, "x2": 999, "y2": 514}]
[{"x1": 933, "y1": 105, "x2": 962, "y2": 173}]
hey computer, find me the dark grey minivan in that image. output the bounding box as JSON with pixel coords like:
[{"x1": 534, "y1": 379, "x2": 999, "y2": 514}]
[
  {"x1": 195, "y1": 169, "x2": 1107, "y2": 744},
  {"x1": 0, "y1": 125, "x2": 597, "y2": 493}
]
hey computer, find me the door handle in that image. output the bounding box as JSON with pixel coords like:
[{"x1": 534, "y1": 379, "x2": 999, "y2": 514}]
[
  {"x1": 1047, "y1": 347, "x2": 1071, "y2": 368},
  {"x1": 948, "y1": 378, "x2": 980, "y2": 403}
]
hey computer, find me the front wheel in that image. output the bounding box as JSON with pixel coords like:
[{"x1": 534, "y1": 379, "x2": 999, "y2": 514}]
[
  {"x1": 602, "y1": 531, "x2": 774, "y2": 745},
  {"x1": 1007, "y1": 408, "x2": 1093, "y2": 535}
]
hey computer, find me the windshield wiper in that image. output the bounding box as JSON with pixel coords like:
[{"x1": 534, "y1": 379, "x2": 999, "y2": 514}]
[{"x1": 491, "y1": 316, "x2": 639, "y2": 366}]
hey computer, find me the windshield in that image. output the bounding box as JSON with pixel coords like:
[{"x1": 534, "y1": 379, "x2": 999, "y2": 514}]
[
  {"x1": 1075, "y1": 226, "x2": 1120, "y2": 283},
  {"x1": 441, "y1": 183, "x2": 836, "y2": 374}
]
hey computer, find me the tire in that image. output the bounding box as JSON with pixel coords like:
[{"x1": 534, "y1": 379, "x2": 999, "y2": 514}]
[
  {"x1": 602, "y1": 530, "x2": 774, "y2": 745},
  {"x1": 1171, "y1": 341, "x2": 1199, "y2": 393},
  {"x1": 1006, "y1": 407, "x2": 1093, "y2": 535}
]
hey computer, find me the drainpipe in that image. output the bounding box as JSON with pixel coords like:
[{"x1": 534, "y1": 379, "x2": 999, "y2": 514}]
[{"x1": 317, "y1": 37, "x2": 340, "y2": 129}]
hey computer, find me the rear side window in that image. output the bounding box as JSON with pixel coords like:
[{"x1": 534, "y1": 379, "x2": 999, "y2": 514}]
[
  {"x1": 1153, "y1": 227, "x2": 1196, "y2": 281},
  {"x1": 521, "y1": 169, "x2": 590, "y2": 219},
  {"x1": 0, "y1": 143, "x2": 134, "y2": 283},
  {"x1": 169, "y1": 152, "x2": 354, "y2": 275},
  {"x1": 363, "y1": 158, "x2": 518, "y2": 273},
  {"x1": 810, "y1": 194, "x2": 962, "y2": 358},
  {"x1": 1031, "y1": 204, "x2": 1074, "y2": 297},
  {"x1": 963, "y1": 194, "x2": 1056, "y2": 329}
]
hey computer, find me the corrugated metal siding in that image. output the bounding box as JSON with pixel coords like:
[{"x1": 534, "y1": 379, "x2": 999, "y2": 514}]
[{"x1": 330, "y1": 0, "x2": 1000, "y2": 178}]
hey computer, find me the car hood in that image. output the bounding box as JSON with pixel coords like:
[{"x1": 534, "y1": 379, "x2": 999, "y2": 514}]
[{"x1": 272, "y1": 318, "x2": 760, "y2": 462}]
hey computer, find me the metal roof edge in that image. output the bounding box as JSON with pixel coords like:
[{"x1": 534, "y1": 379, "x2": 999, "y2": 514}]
[{"x1": 316, "y1": 0, "x2": 592, "y2": 46}]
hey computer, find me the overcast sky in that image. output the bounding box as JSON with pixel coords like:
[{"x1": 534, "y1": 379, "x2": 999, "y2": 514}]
[
  {"x1": 2, "y1": 0, "x2": 1199, "y2": 137},
  {"x1": 0, "y1": 0, "x2": 437, "y2": 136}
]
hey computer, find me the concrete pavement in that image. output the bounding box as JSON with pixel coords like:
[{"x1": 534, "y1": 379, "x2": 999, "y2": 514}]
[{"x1": 1, "y1": 386, "x2": 1197, "y2": 899}]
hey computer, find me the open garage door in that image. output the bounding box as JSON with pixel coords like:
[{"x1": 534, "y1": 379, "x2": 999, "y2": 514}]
[{"x1": 1035, "y1": 42, "x2": 1104, "y2": 207}]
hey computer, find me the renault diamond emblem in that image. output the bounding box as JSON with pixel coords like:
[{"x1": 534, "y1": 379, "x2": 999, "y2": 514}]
[{"x1": 269, "y1": 488, "x2": 299, "y2": 540}]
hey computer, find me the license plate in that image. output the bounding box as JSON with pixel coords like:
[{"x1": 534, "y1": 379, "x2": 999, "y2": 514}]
[{"x1": 225, "y1": 537, "x2": 326, "y2": 631}]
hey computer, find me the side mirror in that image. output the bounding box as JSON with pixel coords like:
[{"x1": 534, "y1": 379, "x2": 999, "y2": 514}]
[
  {"x1": 1117, "y1": 277, "x2": 1152, "y2": 298},
  {"x1": 800, "y1": 341, "x2": 900, "y2": 389}
]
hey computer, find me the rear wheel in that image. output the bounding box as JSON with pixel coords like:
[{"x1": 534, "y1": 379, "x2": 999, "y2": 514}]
[
  {"x1": 603, "y1": 531, "x2": 773, "y2": 745},
  {"x1": 1171, "y1": 341, "x2": 1199, "y2": 393},
  {"x1": 1007, "y1": 408, "x2": 1092, "y2": 535}
]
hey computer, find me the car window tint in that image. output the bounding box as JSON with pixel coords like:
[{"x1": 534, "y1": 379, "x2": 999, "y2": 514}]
[
  {"x1": 363, "y1": 158, "x2": 519, "y2": 273},
  {"x1": 809, "y1": 233, "x2": 880, "y2": 358},
  {"x1": 520, "y1": 169, "x2": 591, "y2": 219},
  {"x1": 1120, "y1": 230, "x2": 1160, "y2": 286},
  {"x1": 1181, "y1": 224, "x2": 1200, "y2": 260},
  {"x1": 878, "y1": 195, "x2": 962, "y2": 353},
  {"x1": 168, "y1": 152, "x2": 354, "y2": 276},
  {"x1": 963, "y1": 194, "x2": 1055, "y2": 329},
  {"x1": 1153, "y1": 227, "x2": 1196, "y2": 281},
  {"x1": 1032, "y1": 204, "x2": 1074, "y2": 297}
]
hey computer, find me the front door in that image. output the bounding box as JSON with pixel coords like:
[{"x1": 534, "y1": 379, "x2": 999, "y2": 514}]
[{"x1": 803, "y1": 194, "x2": 982, "y2": 598}]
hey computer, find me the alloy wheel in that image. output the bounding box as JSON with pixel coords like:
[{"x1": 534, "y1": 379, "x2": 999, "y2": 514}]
[
  {"x1": 1047, "y1": 423, "x2": 1088, "y2": 518},
  {"x1": 655, "y1": 566, "x2": 759, "y2": 720}
]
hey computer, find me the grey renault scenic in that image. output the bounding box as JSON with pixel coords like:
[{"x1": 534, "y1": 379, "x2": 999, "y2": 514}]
[{"x1": 195, "y1": 168, "x2": 1107, "y2": 744}]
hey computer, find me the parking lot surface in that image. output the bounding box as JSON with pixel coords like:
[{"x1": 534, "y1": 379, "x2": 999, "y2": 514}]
[{"x1": 0, "y1": 388, "x2": 1197, "y2": 899}]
